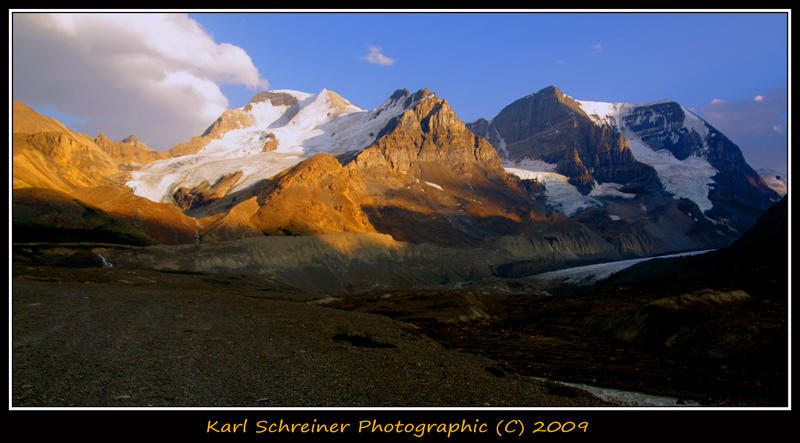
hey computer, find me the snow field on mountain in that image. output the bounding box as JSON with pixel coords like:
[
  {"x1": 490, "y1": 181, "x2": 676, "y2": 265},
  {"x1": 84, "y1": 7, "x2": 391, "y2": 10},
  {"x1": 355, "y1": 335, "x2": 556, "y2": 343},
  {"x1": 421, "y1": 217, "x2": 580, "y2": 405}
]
[
  {"x1": 575, "y1": 100, "x2": 629, "y2": 127},
  {"x1": 127, "y1": 89, "x2": 428, "y2": 203},
  {"x1": 506, "y1": 161, "x2": 636, "y2": 217},
  {"x1": 624, "y1": 136, "x2": 716, "y2": 212},
  {"x1": 126, "y1": 152, "x2": 306, "y2": 203},
  {"x1": 506, "y1": 167, "x2": 601, "y2": 216}
]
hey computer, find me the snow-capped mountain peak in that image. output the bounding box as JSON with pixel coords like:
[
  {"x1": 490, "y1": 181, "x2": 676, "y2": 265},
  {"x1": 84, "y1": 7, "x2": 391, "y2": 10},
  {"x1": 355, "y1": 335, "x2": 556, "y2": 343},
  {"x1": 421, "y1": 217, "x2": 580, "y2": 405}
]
[
  {"x1": 576, "y1": 98, "x2": 718, "y2": 212},
  {"x1": 126, "y1": 88, "x2": 434, "y2": 203},
  {"x1": 465, "y1": 86, "x2": 778, "y2": 235}
]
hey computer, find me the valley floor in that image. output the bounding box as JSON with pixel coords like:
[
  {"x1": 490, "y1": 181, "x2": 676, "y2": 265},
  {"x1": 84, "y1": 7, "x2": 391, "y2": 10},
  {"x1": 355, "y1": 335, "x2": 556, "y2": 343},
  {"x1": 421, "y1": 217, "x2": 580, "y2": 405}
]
[
  {"x1": 11, "y1": 261, "x2": 610, "y2": 408},
  {"x1": 11, "y1": 244, "x2": 788, "y2": 408}
]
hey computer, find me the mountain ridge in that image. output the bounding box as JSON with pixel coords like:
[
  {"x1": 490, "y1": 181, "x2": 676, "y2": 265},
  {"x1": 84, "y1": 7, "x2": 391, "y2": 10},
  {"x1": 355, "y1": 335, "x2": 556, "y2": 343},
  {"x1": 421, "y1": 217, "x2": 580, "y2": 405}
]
[
  {"x1": 467, "y1": 86, "x2": 780, "y2": 235},
  {"x1": 12, "y1": 84, "x2": 780, "y2": 264}
]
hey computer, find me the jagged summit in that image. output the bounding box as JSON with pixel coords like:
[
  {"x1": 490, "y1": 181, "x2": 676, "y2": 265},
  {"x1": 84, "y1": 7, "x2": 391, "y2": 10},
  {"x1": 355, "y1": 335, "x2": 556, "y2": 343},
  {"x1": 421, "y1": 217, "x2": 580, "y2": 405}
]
[
  {"x1": 535, "y1": 85, "x2": 564, "y2": 97},
  {"x1": 244, "y1": 90, "x2": 300, "y2": 109},
  {"x1": 524, "y1": 85, "x2": 560, "y2": 97}
]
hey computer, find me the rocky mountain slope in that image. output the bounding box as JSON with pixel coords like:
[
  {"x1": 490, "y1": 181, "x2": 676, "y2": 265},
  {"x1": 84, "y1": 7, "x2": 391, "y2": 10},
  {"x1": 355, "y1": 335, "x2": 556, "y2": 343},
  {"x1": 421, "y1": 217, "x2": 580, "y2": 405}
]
[
  {"x1": 12, "y1": 102, "x2": 200, "y2": 245},
  {"x1": 94, "y1": 133, "x2": 168, "y2": 171}
]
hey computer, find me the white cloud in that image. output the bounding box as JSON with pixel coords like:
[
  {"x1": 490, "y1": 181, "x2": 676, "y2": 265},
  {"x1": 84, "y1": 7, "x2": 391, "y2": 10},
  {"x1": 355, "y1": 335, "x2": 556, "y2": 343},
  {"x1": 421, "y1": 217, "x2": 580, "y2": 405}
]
[
  {"x1": 754, "y1": 95, "x2": 764, "y2": 102},
  {"x1": 363, "y1": 45, "x2": 395, "y2": 66},
  {"x1": 12, "y1": 13, "x2": 269, "y2": 150}
]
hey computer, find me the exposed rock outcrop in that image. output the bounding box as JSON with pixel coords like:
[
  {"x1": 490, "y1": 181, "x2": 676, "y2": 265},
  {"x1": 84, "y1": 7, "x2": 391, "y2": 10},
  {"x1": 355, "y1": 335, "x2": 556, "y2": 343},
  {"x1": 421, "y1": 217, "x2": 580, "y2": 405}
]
[
  {"x1": 94, "y1": 132, "x2": 168, "y2": 170},
  {"x1": 249, "y1": 153, "x2": 376, "y2": 237},
  {"x1": 173, "y1": 171, "x2": 244, "y2": 211},
  {"x1": 68, "y1": 185, "x2": 199, "y2": 245}
]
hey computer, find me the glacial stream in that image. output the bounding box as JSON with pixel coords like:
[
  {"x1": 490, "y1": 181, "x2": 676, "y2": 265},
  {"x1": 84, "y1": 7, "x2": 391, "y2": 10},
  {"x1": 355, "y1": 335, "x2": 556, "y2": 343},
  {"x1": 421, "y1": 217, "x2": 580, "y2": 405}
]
[{"x1": 531, "y1": 377, "x2": 702, "y2": 407}]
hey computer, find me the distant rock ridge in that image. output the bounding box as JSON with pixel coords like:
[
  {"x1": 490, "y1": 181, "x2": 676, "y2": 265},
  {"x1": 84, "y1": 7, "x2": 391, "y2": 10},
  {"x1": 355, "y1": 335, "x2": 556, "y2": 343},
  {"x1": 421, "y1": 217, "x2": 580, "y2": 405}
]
[
  {"x1": 94, "y1": 132, "x2": 167, "y2": 170},
  {"x1": 757, "y1": 169, "x2": 787, "y2": 196}
]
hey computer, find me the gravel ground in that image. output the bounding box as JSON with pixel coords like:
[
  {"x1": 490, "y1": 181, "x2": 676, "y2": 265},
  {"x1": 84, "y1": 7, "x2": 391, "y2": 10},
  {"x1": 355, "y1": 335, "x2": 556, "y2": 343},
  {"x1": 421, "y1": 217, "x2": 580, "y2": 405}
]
[{"x1": 11, "y1": 265, "x2": 612, "y2": 407}]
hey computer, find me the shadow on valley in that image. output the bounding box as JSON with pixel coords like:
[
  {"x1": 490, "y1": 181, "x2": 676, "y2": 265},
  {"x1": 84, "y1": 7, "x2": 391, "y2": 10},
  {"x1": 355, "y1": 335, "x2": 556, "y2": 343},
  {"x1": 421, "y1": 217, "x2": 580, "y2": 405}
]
[
  {"x1": 328, "y1": 197, "x2": 789, "y2": 406},
  {"x1": 363, "y1": 204, "x2": 522, "y2": 247}
]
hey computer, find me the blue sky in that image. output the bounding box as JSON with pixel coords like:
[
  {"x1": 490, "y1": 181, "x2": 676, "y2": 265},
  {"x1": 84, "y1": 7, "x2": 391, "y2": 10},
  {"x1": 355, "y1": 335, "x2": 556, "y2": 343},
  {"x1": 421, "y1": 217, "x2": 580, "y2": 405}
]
[
  {"x1": 195, "y1": 12, "x2": 787, "y2": 114},
  {"x1": 12, "y1": 11, "x2": 788, "y2": 174}
]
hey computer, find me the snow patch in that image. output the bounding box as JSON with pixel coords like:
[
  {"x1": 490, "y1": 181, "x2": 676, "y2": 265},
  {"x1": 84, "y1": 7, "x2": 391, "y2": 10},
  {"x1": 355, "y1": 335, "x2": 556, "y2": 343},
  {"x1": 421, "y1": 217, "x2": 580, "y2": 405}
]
[
  {"x1": 424, "y1": 181, "x2": 443, "y2": 191},
  {"x1": 492, "y1": 126, "x2": 510, "y2": 160},
  {"x1": 506, "y1": 167, "x2": 600, "y2": 216},
  {"x1": 588, "y1": 182, "x2": 636, "y2": 199},
  {"x1": 506, "y1": 160, "x2": 635, "y2": 216},
  {"x1": 577, "y1": 100, "x2": 628, "y2": 127},
  {"x1": 680, "y1": 105, "x2": 710, "y2": 141}
]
